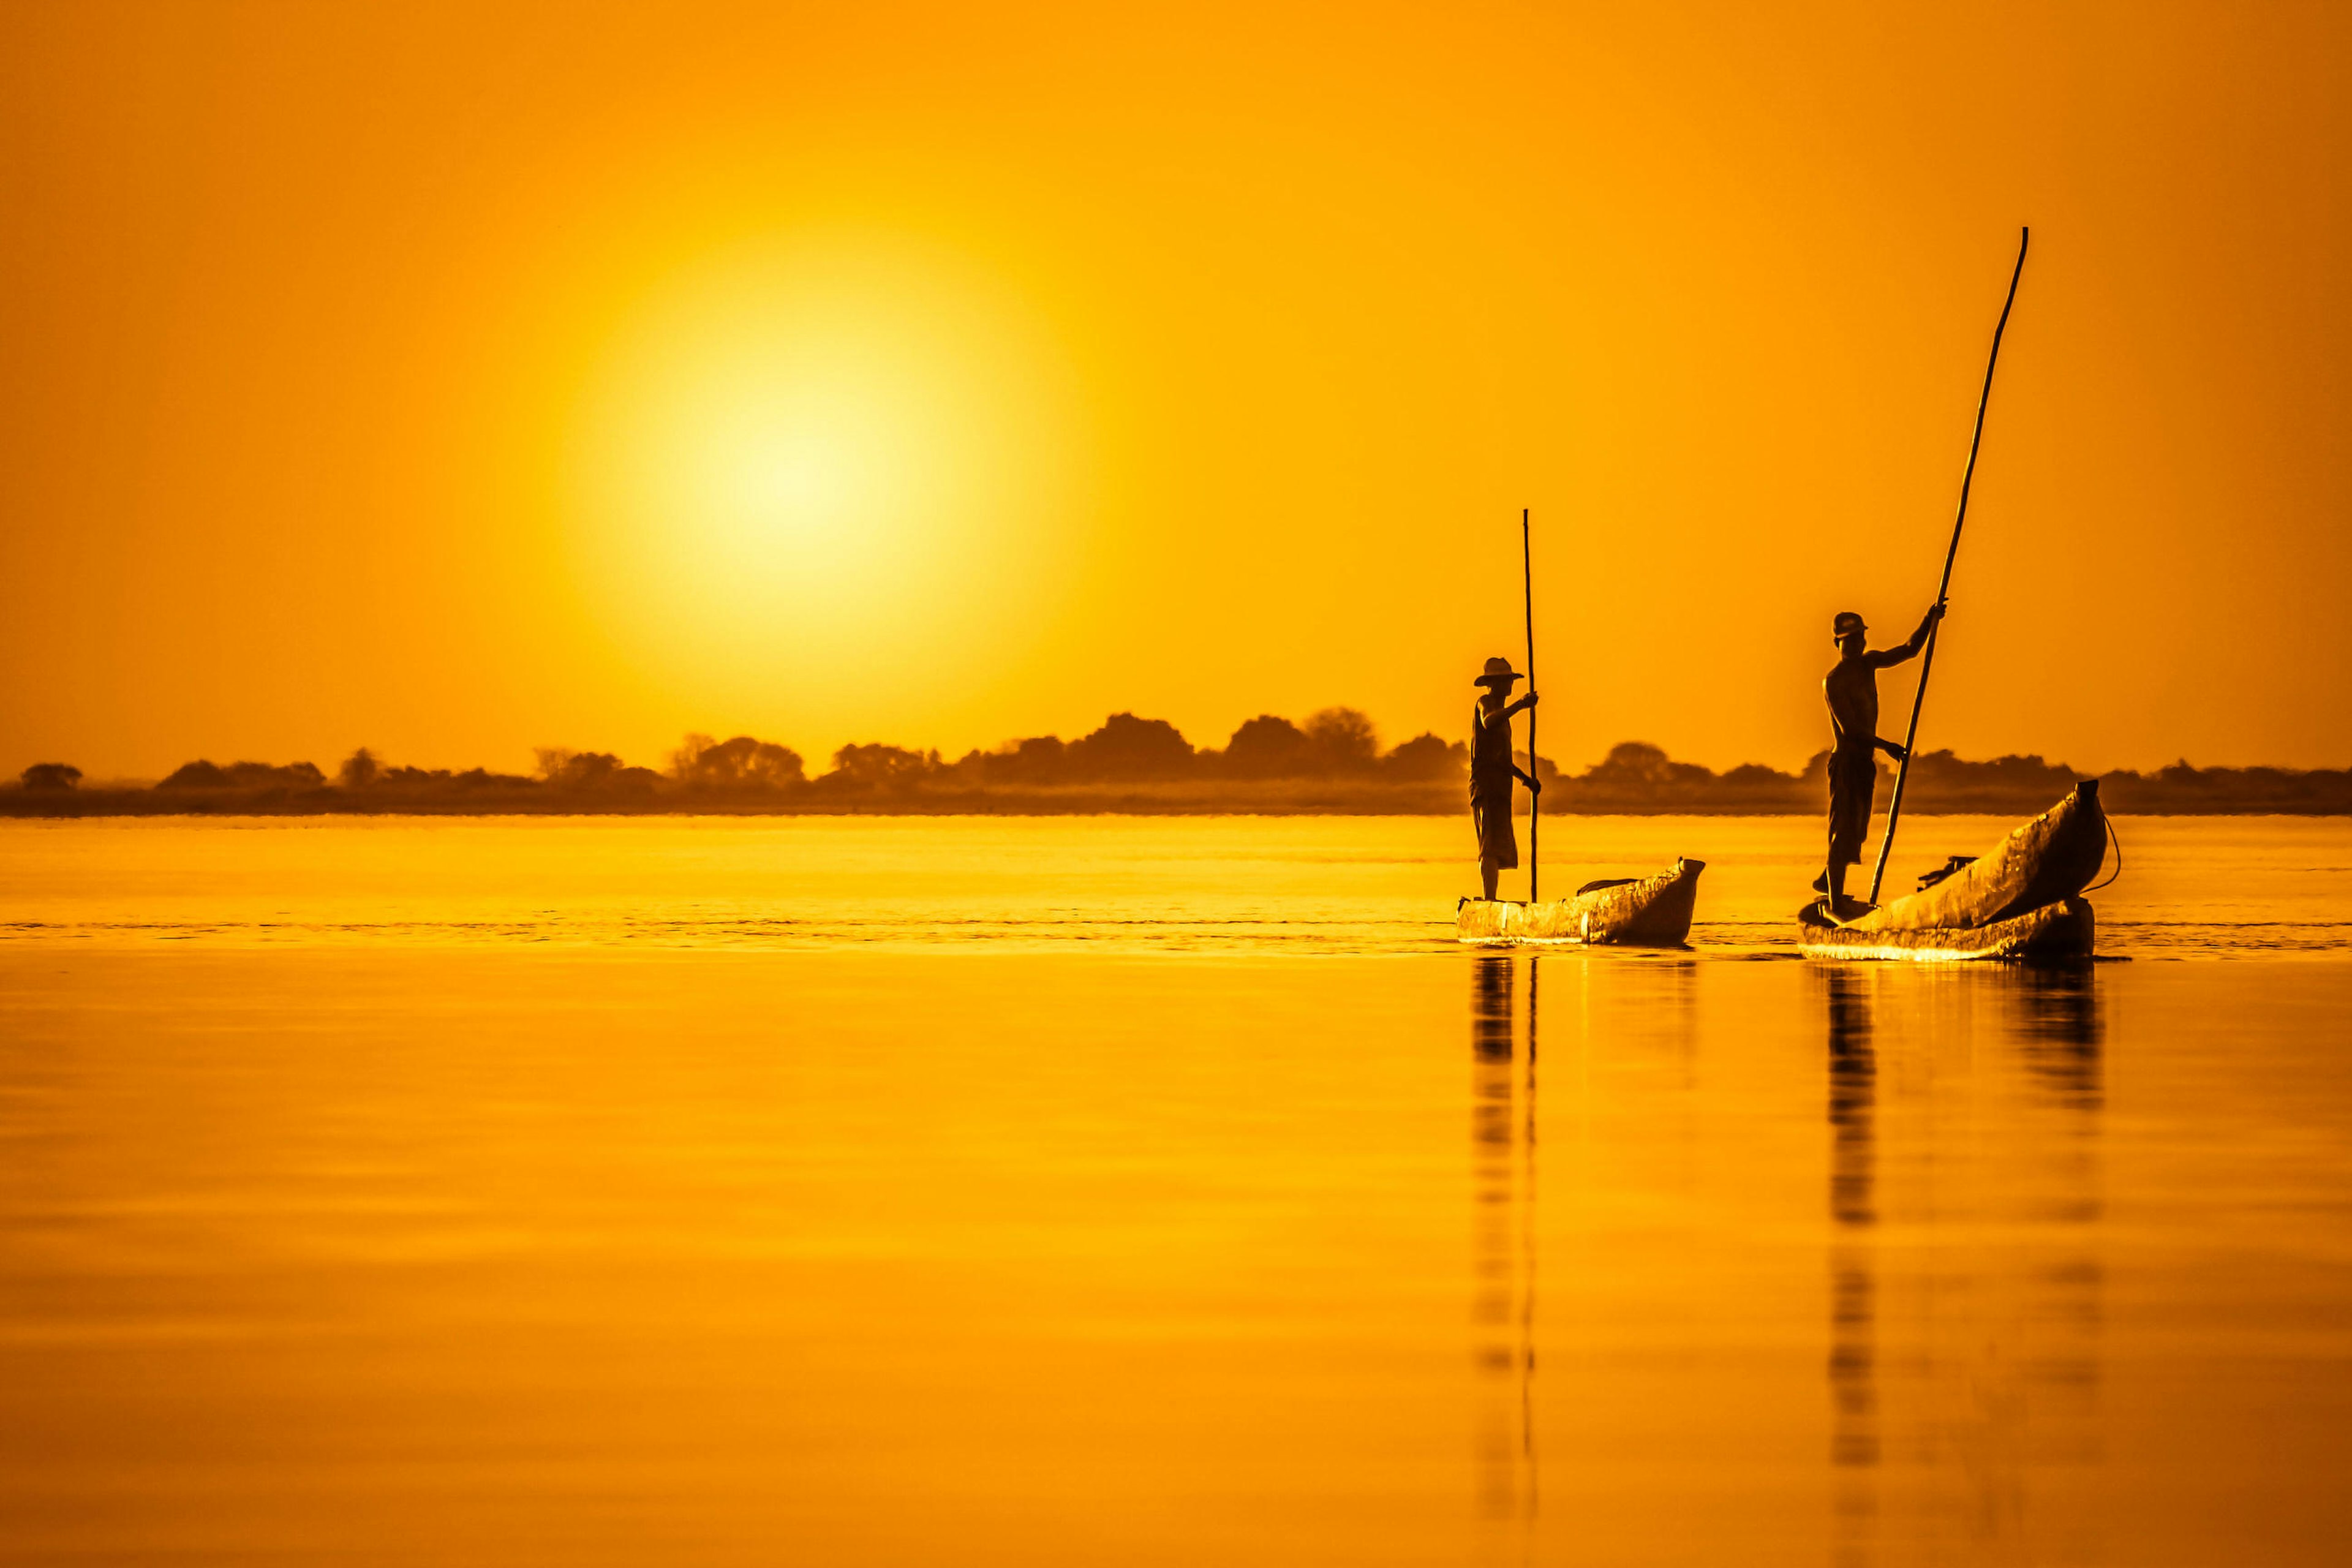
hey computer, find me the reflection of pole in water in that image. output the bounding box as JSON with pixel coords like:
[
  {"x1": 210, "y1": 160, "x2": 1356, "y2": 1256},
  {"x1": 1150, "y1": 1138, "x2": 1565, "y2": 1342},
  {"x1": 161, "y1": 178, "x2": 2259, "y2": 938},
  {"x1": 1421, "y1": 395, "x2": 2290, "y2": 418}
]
[
  {"x1": 1825, "y1": 963, "x2": 2109, "y2": 1559},
  {"x1": 2000, "y1": 963, "x2": 2108, "y2": 1484},
  {"x1": 1522, "y1": 957, "x2": 1538, "y2": 1521},
  {"x1": 1469, "y1": 956, "x2": 1512, "y2": 1521},
  {"x1": 1469, "y1": 954, "x2": 1537, "y2": 1528},
  {"x1": 1823, "y1": 966, "x2": 1880, "y2": 1557}
]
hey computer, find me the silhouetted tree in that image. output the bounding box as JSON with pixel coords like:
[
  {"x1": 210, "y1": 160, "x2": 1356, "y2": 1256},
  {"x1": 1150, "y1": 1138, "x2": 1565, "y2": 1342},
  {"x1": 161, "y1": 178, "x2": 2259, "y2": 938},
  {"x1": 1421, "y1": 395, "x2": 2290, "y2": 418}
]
[
  {"x1": 1222, "y1": 715, "x2": 1311, "y2": 777},
  {"x1": 1381, "y1": 733, "x2": 1466, "y2": 782},
  {"x1": 339, "y1": 748, "x2": 379, "y2": 788},
  {"x1": 1583, "y1": 742, "x2": 1711, "y2": 790},
  {"x1": 536, "y1": 750, "x2": 641, "y2": 790},
  {"x1": 948, "y1": 734, "x2": 1072, "y2": 786},
  {"x1": 1064, "y1": 713, "x2": 1193, "y2": 780},
  {"x1": 1305, "y1": 707, "x2": 1378, "y2": 772},
  {"x1": 827, "y1": 744, "x2": 938, "y2": 788},
  {"x1": 447, "y1": 767, "x2": 538, "y2": 790},
  {"x1": 998, "y1": 734, "x2": 1068, "y2": 782},
  {"x1": 20, "y1": 763, "x2": 80, "y2": 791},
  {"x1": 2098, "y1": 760, "x2": 2352, "y2": 813},
  {"x1": 675, "y1": 734, "x2": 805, "y2": 788},
  {"x1": 1904, "y1": 749, "x2": 2075, "y2": 793},
  {"x1": 157, "y1": 760, "x2": 325, "y2": 790}
]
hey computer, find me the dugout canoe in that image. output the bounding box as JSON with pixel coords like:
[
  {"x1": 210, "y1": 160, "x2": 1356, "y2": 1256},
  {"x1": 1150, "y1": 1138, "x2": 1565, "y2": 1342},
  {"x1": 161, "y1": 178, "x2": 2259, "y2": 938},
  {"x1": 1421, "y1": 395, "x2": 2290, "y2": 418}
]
[
  {"x1": 1457, "y1": 858, "x2": 1705, "y2": 946},
  {"x1": 1798, "y1": 894, "x2": 2095, "y2": 961},
  {"x1": 1796, "y1": 781, "x2": 2108, "y2": 961}
]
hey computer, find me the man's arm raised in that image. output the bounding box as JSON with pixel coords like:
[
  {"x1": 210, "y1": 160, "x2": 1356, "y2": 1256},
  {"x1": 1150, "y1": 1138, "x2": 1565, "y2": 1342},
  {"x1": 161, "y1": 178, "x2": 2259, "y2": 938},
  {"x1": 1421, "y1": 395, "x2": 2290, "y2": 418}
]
[{"x1": 1869, "y1": 602, "x2": 1946, "y2": 668}]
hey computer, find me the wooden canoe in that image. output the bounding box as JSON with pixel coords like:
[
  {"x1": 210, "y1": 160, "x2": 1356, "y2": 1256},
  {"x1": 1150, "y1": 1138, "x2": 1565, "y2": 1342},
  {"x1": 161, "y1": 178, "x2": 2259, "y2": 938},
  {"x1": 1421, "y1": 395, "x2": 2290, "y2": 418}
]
[
  {"x1": 1457, "y1": 858, "x2": 1705, "y2": 946},
  {"x1": 1797, "y1": 781, "x2": 2108, "y2": 960},
  {"x1": 1798, "y1": 895, "x2": 2095, "y2": 961}
]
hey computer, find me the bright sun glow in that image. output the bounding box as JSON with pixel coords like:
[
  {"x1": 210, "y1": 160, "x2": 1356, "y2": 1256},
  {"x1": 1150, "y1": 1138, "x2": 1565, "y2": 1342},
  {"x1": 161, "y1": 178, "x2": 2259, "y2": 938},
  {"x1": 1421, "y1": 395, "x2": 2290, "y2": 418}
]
[
  {"x1": 688, "y1": 366, "x2": 902, "y2": 578},
  {"x1": 565, "y1": 229, "x2": 1085, "y2": 717}
]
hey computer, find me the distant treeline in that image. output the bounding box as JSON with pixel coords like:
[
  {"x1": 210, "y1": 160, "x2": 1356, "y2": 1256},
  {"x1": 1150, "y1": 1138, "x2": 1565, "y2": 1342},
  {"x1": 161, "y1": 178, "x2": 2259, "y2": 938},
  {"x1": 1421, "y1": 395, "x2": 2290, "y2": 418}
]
[{"x1": 7, "y1": 709, "x2": 2350, "y2": 815}]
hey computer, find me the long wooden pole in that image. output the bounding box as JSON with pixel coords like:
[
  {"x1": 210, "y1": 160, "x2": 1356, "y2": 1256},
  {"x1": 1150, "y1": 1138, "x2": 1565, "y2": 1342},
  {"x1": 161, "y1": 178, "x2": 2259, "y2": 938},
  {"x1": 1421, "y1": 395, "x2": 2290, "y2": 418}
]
[
  {"x1": 1868, "y1": 227, "x2": 2030, "y2": 903},
  {"x1": 1522, "y1": 507, "x2": 1537, "y2": 904}
]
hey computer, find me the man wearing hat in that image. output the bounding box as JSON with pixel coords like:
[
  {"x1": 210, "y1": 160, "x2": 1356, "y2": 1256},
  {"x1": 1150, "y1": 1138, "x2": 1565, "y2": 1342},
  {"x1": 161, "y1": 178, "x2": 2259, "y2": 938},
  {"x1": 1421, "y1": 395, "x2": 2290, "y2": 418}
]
[
  {"x1": 1821, "y1": 602, "x2": 1945, "y2": 914},
  {"x1": 1471, "y1": 657, "x2": 1542, "y2": 901}
]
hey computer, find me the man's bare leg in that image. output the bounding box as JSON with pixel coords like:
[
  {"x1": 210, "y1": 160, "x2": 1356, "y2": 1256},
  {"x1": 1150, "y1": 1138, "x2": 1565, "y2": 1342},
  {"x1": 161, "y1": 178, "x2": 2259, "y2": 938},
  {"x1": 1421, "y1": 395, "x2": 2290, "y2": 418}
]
[{"x1": 1482, "y1": 860, "x2": 1501, "y2": 901}]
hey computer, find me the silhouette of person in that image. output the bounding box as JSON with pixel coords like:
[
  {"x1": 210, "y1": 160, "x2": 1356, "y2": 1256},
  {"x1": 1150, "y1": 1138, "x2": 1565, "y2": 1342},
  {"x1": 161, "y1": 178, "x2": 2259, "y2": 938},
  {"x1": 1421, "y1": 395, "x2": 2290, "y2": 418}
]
[
  {"x1": 1472, "y1": 657, "x2": 1542, "y2": 902},
  {"x1": 1820, "y1": 604, "x2": 1943, "y2": 915}
]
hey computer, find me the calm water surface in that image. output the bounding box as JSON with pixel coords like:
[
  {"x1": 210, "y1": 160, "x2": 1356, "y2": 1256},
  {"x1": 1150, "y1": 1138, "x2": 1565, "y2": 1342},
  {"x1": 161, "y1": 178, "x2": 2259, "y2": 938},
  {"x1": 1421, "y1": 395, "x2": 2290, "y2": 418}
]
[{"x1": 1, "y1": 816, "x2": 2348, "y2": 1564}]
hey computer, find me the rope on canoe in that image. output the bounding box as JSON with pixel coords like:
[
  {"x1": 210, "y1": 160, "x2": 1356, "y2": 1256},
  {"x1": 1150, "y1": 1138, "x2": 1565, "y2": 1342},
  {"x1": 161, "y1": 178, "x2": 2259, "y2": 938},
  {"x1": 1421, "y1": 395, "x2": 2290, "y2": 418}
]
[{"x1": 2086, "y1": 810, "x2": 2123, "y2": 894}]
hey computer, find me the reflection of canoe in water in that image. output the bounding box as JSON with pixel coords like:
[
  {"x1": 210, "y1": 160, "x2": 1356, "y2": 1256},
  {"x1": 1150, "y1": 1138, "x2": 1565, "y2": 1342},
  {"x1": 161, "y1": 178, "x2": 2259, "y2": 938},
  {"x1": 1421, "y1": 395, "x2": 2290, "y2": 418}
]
[
  {"x1": 1798, "y1": 782, "x2": 2108, "y2": 961},
  {"x1": 1457, "y1": 859, "x2": 1705, "y2": 946}
]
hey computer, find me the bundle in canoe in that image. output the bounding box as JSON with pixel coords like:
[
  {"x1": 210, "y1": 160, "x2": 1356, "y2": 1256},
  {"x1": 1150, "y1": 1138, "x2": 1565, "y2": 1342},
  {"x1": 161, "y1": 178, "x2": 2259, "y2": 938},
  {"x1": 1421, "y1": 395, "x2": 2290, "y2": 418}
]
[
  {"x1": 1798, "y1": 781, "x2": 2108, "y2": 961},
  {"x1": 1458, "y1": 858, "x2": 1706, "y2": 946}
]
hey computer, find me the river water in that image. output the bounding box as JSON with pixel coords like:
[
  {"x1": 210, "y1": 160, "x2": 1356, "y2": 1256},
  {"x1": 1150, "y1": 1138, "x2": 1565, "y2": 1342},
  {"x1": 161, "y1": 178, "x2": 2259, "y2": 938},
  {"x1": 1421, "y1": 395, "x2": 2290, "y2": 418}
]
[{"x1": 1, "y1": 815, "x2": 2348, "y2": 1563}]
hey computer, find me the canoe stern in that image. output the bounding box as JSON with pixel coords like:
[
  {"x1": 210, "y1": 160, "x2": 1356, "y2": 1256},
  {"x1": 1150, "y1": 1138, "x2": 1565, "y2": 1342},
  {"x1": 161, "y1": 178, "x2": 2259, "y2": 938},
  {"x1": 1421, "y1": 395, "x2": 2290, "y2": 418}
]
[{"x1": 1847, "y1": 783, "x2": 2107, "y2": 935}]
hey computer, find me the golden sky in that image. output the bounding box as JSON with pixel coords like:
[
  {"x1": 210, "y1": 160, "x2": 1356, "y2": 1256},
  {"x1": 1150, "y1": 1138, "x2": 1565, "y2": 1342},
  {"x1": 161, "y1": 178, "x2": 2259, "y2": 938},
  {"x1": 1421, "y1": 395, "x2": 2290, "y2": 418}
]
[{"x1": 3, "y1": 1, "x2": 2345, "y2": 778}]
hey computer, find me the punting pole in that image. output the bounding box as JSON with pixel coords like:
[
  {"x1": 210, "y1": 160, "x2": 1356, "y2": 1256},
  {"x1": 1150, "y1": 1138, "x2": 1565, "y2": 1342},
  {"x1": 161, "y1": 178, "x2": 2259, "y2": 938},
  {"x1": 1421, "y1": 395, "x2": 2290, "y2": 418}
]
[
  {"x1": 1522, "y1": 507, "x2": 1537, "y2": 903},
  {"x1": 1868, "y1": 226, "x2": 2030, "y2": 904}
]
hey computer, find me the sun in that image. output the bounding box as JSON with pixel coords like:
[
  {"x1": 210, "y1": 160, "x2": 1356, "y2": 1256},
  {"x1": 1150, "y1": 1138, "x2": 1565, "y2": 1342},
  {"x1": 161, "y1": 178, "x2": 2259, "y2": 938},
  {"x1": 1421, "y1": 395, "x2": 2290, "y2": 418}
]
[
  {"x1": 562, "y1": 228, "x2": 1085, "y2": 712},
  {"x1": 598, "y1": 262, "x2": 944, "y2": 619},
  {"x1": 685, "y1": 361, "x2": 901, "y2": 582}
]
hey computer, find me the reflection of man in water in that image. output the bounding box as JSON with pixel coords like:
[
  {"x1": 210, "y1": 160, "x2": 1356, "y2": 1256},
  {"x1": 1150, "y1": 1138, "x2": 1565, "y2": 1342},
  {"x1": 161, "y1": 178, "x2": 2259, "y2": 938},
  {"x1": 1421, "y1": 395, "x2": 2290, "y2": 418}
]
[
  {"x1": 1472, "y1": 657, "x2": 1542, "y2": 902},
  {"x1": 1820, "y1": 604, "x2": 1943, "y2": 914}
]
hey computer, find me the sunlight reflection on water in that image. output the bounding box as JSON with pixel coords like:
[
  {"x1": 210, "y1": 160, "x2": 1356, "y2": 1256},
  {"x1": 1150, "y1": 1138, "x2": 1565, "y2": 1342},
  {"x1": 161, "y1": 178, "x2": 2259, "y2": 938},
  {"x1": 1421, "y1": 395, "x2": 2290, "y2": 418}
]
[
  {"x1": 1, "y1": 814, "x2": 2347, "y2": 956},
  {"x1": 1, "y1": 818, "x2": 2350, "y2": 1563}
]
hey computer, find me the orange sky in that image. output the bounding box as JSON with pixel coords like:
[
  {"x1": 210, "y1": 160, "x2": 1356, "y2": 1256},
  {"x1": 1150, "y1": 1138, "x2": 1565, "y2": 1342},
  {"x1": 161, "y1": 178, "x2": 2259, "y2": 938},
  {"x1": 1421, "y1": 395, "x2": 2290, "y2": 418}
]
[{"x1": 4, "y1": 1, "x2": 2346, "y2": 779}]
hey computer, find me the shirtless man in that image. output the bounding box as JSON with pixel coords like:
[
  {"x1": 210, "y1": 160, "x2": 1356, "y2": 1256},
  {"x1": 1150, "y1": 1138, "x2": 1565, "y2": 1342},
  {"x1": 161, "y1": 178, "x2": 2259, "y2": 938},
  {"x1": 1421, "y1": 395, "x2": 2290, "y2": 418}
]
[
  {"x1": 1820, "y1": 603, "x2": 1944, "y2": 915},
  {"x1": 1471, "y1": 657, "x2": 1541, "y2": 902}
]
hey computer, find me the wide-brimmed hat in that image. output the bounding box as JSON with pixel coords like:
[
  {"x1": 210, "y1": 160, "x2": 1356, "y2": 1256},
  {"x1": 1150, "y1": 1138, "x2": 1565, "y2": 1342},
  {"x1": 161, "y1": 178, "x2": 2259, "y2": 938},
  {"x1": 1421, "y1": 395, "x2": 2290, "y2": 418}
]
[
  {"x1": 1832, "y1": 611, "x2": 1868, "y2": 639},
  {"x1": 1474, "y1": 656, "x2": 1521, "y2": 687}
]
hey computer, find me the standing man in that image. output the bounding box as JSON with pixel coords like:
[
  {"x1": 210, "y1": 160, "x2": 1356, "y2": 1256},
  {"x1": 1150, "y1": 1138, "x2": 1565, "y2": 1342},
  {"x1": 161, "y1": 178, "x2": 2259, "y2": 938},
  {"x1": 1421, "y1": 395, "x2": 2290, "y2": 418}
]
[
  {"x1": 1471, "y1": 657, "x2": 1542, "y2": 902},
  {"x1": 1820, "y1": 603, "x2": 1945, "y2": 915}
]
